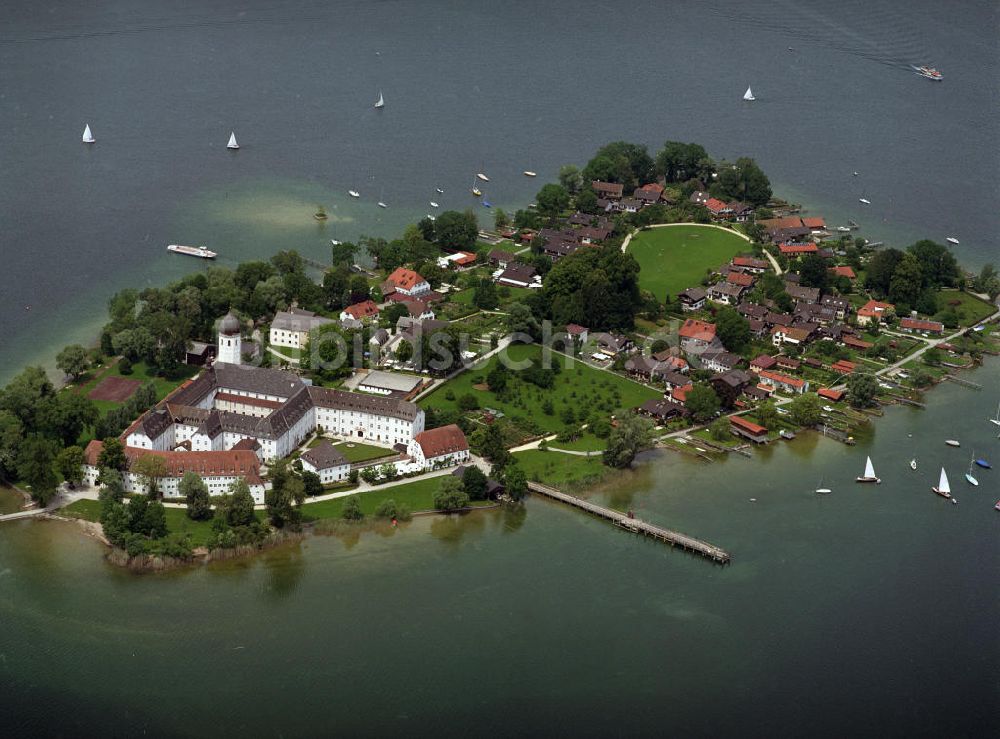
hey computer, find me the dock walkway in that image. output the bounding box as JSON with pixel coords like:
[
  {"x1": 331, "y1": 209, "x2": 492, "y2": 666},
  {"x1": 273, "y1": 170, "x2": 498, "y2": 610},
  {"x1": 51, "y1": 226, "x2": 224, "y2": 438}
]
[{"x1": 527, "y1": 482, "x2": 730, "y2": 564}]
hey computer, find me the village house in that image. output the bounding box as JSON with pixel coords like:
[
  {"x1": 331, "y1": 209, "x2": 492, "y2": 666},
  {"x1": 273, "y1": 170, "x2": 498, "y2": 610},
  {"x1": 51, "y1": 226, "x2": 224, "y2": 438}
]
[
  {"x1": 820, "y1": 295, "x2": 850, "y2": 320},
  {"x1": 829, "y1": 265, "x2": 856, "y2": 280},
  {"x1": 701, "y1": 350, "x2": 743, "y2": 373},
  {"x1": 679, "y1": 318, "x2": 719, "y2": 354},
  {"x1": 436, "y1": 251, "x2": 478, "y2": 270},
  {"x1": 269, "y1": 308, "x2": 337, "y2": 350},
  {"x1": 340, "y1": 299, "x2": 380, "y2": 323},
  {"x1": 497, "y1": 263, "x2": 539, "y2": 289},
  {"x1": 794, "y1": 302, "x2": 837, "y2": 325},
  {"x1": 802, "y1": 217, "x2": 827, "y2": 233},
  {"x1": 759, "y1": 369, "x2": 809, "y2": 395},
  {"x1": 382, "y1": 267, "x2": 430, "y2": 298},
  {"x1": 637, "y1": 397, "x2": 688, "y2": 424},
  {"x1": 578, "y1": 225, "x2": 613, "y2": 244},
  {"x1": 785, "y1": 283, "x2": 821, "y2": 304},
  {"x1": 565, "y1": 324, "x2": 589, "y2": 344},
  {"x1": 830, "y1": 359, "x2": 857, "y2": 376},
  {"x1": 775, "y1": 356, "x2": 801, "y2": 373},
  {"x1": 678, "y1": 287, "x2": 707, "y2": 312},
  {"x1": 406, "y1": 424, "x2": 470, "y2": 470},
  {"x1": 899, "y1": 317, "x2": 944, "y2": 335},
  {"x1": 726, "y1": 271, "x2": 755, "y2": 288},
  {"x1": 749, "y1": 355, "x2": 778, "y2": 373},
  {"x1": 487, "y1": 249, "x2": 516, "y2": 268},
  {"x1": 711, "y1": 369, "x2": 754, "y2": 408},
  {"x1": 759, "y1": 216, "x2": 812, "y2": 243},
  {"x1": 402, "y1": 301, "x2": 436, "y2": 321},
  {"x1": 299, "y1": 441, "x2": 351, "y2": 485},
  {"x1": 591, "y1": 180, "x2": 624, "y2": 200},
  {"x1": 591, "y1": 332, "x2": 633, "y2": 356},
  {"x1": 707, "y1": 281, "x2": 747, "y2": 306},
  {"x1": 818, "y1": 387, "x2": 846, "y2": 403},
  {"x1": 771, "y1": 325, "x2": 814, "y2": 347},
  {"x1": 730, "y1": 415, "x2": 769, "y2": 443},
  {"x1": 856, "y1": 299, "x2": 895, "y2": 327},
  {"x1": 689, "y1": 190, "x2": 711, "y2": 205},
  {"x1": 731, "y1": 256, "x2": 770, "y2": 274}
]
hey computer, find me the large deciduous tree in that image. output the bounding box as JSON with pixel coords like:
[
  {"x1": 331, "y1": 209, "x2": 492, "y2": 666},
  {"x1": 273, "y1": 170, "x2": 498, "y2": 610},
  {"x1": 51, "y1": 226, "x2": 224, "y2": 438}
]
[{"x1": 602, "y1": 415, "x2": 654, "y2": 469}]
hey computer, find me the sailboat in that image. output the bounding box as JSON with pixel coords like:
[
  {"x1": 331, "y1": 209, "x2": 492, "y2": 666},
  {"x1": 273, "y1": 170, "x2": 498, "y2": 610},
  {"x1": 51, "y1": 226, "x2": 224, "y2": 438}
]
[
  {"x1": 430, "y1": 201, "x2": 439, "y2": 208},
  {"x1": 932, "y1": 467, "x2": 952, "y2": 499},
  {"x1": 910, "y1": 458, "x2": 918, "y2": 471},
  {"x1": 470, "y1": 177, "x2": 482, "y2": 196},
  {"x1": 815, "y1": 476, "x2": 831, "y2": 494},
  {"x1": 856, "y1": 456, "x2": 880, "y2": 484},
  {"x1": 227, "y1": 132, "x2": 239, "y2": 150},
  {"x1": 82, "y1": 124, "x2": 95, "y2": 143},
  {"x1": 743, "y1": 86, "x2": 755, "y2": 101},
  {"x1": 435, "y1": 187, "x2": 444, "y2": 194},
  {"x1": 348, "y1": 190, "x2": 360, "y2": 198},
  {"x1": 989, "y1": 401, "x2": 1000, "y2": 427},
  {"x1": 965, "y1": 454, "x2": 979, "y2": 486},
  {"x1": 374, "y1": 91, "x2": 384, "y2": 109},
  {"x1": 859, "y1": 197, "x2": 871, "y2": 205}
]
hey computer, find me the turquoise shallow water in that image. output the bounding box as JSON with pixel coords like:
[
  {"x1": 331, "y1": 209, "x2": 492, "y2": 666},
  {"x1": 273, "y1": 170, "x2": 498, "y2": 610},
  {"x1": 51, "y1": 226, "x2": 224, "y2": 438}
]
[
  {"x1": 0, "y1": 360, "x2": 997, "y2": 736},
  {"x1": 1, "y1": 0, "x2": 998, "y2": 382}
]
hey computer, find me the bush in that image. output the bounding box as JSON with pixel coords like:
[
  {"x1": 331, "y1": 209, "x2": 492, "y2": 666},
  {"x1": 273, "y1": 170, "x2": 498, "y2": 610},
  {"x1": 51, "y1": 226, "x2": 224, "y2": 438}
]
[
  {"x1": 118, "y1": 357, "x2": 133, "y2": 375},
  {"x1": 341, "y1": 495, "x2": 364, "y2": 520},
  {"x1": 458, "y1": 393, "x2": 480, "y2": 411},
  {"x1": 374, "y1": 498, "x2": 399, "y2": 519}
]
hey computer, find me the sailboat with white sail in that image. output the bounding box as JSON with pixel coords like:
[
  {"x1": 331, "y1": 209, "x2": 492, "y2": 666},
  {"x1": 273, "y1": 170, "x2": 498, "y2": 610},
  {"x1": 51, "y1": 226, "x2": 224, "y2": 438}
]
[
  {"x1": 374, "y1": 91, "x2": 384, "y2": 109},
  {"x1": 965, "y1": 454, "x2": 979, "y2": 486},
  {"x1": 743, "y1": 86, "x2": 755, "y2": 101},
  {"x1": 932, "y1": 467, "x2": 953, "y2": 500},
  {"x1": 856, "y1": 456, "x2": 880, "y2": 484},
  {"x1": 82, "y1": 124, "x2": 95, "y2": 144},
  {"x1": 227, "y1": 132, "x2": 239, "y2": 150},
  {"x1": 470, "y1": 177, "x2": 482, "y2": 197},
  {"x1": 989, "y1": 401, "x2": 1000, "y2": 427},
  {"x1": 815, "y1": 476, "x2": 831, "y2": 494}
]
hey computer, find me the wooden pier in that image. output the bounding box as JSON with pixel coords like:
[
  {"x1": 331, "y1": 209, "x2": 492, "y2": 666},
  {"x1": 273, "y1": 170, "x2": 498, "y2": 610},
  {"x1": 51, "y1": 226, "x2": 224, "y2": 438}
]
[
  {"x1": 527, "y1": 482, "x2": 730, "y2": 564},
  {"x1": 943, "y1": 374, "x2": 982, "y2": 390}
]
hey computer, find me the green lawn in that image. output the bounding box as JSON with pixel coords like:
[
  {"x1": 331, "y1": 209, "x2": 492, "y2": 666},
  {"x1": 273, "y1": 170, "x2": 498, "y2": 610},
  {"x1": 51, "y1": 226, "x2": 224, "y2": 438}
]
[
  {"x1": 420, "y1": 344, "x2": 661, "y2": 434},
  {"x1": 513, "y1": 449, "x2": 609, "y2": 489},
  {"x1": 331, "y1": 441, "x2": 397, "y2": 463},
  {"x1": 935, "y1": 290, "x2": 996, "y2": 327},
  {"x1": 627, "y1": 224, "x2": 751, "y2": 298},
  {"x1": 301, "y1": 476, "x2": 491, "y2": 519},
  {"x1": 61, "y1": 499, "x2": 240, "y2": 547},
  {"x1": 450, "y1": 288, "x2": 476, "y2": 305},
  {"x1": 547, "y1": 432, "x2": 606, "y2": 453}
]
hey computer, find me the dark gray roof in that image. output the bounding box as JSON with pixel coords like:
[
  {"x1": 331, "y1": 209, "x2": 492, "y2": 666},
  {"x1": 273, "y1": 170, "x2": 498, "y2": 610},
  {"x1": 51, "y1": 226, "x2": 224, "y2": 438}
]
[
  {"x1": 308, "y1": 386, "x2": 420, "y2": 421},
  {"x1": 300, "y1": 440, "x2": 349, "y2": 471},
  {"x1": 271, "y1": 309, "x2": 336, "y2": 333},
  {"x1": 213, "y1": 362, "x2": 305, "y2": 399}
]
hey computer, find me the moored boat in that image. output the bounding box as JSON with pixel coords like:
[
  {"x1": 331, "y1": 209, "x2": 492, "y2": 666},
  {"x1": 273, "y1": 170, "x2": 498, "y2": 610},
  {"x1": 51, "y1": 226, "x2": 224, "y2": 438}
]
[
  {"x1": 856, "y1": 456, "x2": 881, "y2": 484},
  {"x1": 932, "y1": 467, "x2": 952, "y2": 499},
  {"x1": 989, "y1": 402, "x2": 1000, "y2": 427},
  {"x1": 945, "y1": 439, "x2": 960, "y2": 447},
  {"x1": 975, "y1": 458, "x2": 991, "y2": 469},
  {"x1": 348, "y1": 190, "x2": 360, "y2": 198},
  {"x1": 227, "y1": 132, "x2": 239, "y2": 150},
  {"x1": 430, "y1": 201, "x2": 439, "y2": 208},
  {"x1": 167, "y1": 244, "x2": 217, "y2": 259},
  {"x1": 523, "y1": 170, "x2": 537, "y2": 177},
  {"x1": 914, "y1": 65, "x2": 943, "y2": 81},
  {"x1": 743, "y1": 85, "x2": 755, "y2": 101},
  {"x1": 946, "y1": 236, "x2": 959, "y2": 245},
  {"x1": 859, "y1": 198, "x2": 871, "y2": 205},
  {"x1": 82, "y1": 124, "x2": 95, "y2": 144},
  {"x1": 476, "y1": 172, "x2": 490, "y2": 182},
  {"x1": 374, "y1": 90, "x2": 384, "y2": 109},
  {"x1": 910, "y1": 458, "x2": 917, "y2": 471}
]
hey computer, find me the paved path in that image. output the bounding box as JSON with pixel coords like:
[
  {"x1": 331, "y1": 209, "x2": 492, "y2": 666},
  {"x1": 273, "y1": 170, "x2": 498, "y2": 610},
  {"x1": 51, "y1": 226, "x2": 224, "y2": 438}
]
[
  {"x1": 760, "y1": 246, "x2": 784, "y2": 276},
  {"x1": 0, "y1": 488, "x2": 94, "y2": 524}
]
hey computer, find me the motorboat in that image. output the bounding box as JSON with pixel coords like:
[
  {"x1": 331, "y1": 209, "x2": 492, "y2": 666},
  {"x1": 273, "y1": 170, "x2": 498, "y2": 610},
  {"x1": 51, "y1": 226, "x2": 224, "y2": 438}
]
[
  {"x1": 523, "y1": 171, "x2": 537, "y2": 177},
  {"x1": 975, "y1": 458, "x2": 991, "y2": 469},
  {"x1": 430, "y1": 201, "x2": 439, "y2": 208},
  {"x1": 945, "y1": 439, "x2": 961, "y2": 447},
  {"x1": 914, "y1": 65, "x2": 943, "y2": 81},
  {"x1": 946, "y1": 237, "x2": 960, "y2": 245},
  {"x1": 348, "y1": 190, "x2": 360, "y2": 198}
]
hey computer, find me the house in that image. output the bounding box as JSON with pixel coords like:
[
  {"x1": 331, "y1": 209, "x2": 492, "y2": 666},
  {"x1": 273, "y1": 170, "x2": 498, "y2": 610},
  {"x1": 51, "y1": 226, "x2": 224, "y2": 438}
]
[
  {"x1": 591, "y1": 181, "x2": 624, "y2": 200},
  {"x1": 632, "y1": 188, "x2": 662, "y2": 206},
  {"x1": 732, "y1": 256, "x2": 769, "y2": 274},
  {"x1": 270, "y1": 308, "x2": 337, "y2": 350},
  {"x1": 779, "y1": 242, "x2": 819, "y2": 257},
  {"x1": 671, "y1": 383, "x2": 694, "y2": 403},
  {"x1": 738, "y1": 302, "x2": 769, "y2": 320},
  {"x1": 771, "y1": 325, "x2": 813, "y2": 346},
  {"x1": 730, "y1": 415, "x2": 769, "y2": 443},
  {"x1": 765, "y1": 311, "x2": 794, "y2": 329},
  {"x1": 497, "y1": 263, "x2": 539, "y2": 289},
  {"x1": 340, "y1": 300, "x2": 380, "y2": 322},
  {"x1": 760, "y1": 216, "x2": 811, "y2": 243},
  {"x1": 488, "y1": 250, "x2": 515, "y2": 268},
  {"x1": 830, "y1": 360, "x2": 857, "y2": 375},
  {"x1": 857, "y1": 299, "x2": 895, "y2": 327},
  {"x1": 820, "y1": 295, "x2": 850, "y2": 319},
  {"x1": 565, "y1": 324, "x2": 589, "y2": 344},
  {"x1": 759, "y1": 370, "x2": 809, "y2": 394},
  {"x1": 689, "y1": 190, "x2": 711, "y2": 205},
  {"x1": 704, "y1": 197, "x2": 732, "y2": 220},
  {"x1": 775, "y1": 356, "x2": 801, "y2": 372},
  {"x1": 726, "y1": 271, "x2": 755, "y2": 288},
  {"x1": 406, "y1": 424, "x2": 470, "y2": 470},
  {"x1": 842, "y1": 335, "x2": 874, "y2": 351},
  {"x1": 617, "y1": 198, "x2": 643, "y2": 213},
  {"x1": 899, "y1": 317, "x2": 944, "y2": 334},
  {"x1": 818, "y1": 388, "x2": 845, "y2": 402},
  {"x1": 661, "y1": 371, "x2": 692, "y2": 391},
  {"x1": 679, "y1": 319, "x2": 718, "y2": 353},
  {"x1": 437, "y1": 251, "x2": 478, "y2": 269},
  {"x1": 357, "y1": 370, "x2": 425, "y2": 399},
  {"x1": 750, "y1": 355, "x2": 777, "y2": 373},
  {"x1": 185, "y1": 341, "x2": 215, "y2": 367},
  {"x1": 707, "y1": 281, "x2": 746, "y2": 306},
  {"x1": 299, "y1": 441, "x2": 350, "y2": 485},
  {"x1": 678, "y1": 287, "x2": 707, "y2": 312},
  {"x1": 712, "y1": 369, "x2": 753, "y2": 408},
  {"x1": 802, "y1": 217, "x2": 827, "y2": 232},
  {"x1": 794, "y1": 302, "x2": 837, "y2": 325},
  {"x1": 829, "y1": 265, "x2": 856, "y2": 280},
  {"x1": 591, "y1": 332, "x2": 632, "y2": 356},
  {"x1": 701, "y1": 350, "x2": 743, "y2": 373},
  {"x1": 369, "y1": 328, "x2": 391, "y2": 357},
  {"x1": 785, "y1": 284, "x2": 821, "y2": 304},
  {"x1": 402, "y1": 301, "x2": 436, "y2": 321},
  {"x1": 651, "y1": 351, "x2": 689, "y2": 373},
  {"x1": 624, "y1": 356, "x2": 672, "y2": 382},
  {"x1": 747, "y1": 318, "x2": 768, "y2": 337},
  {"x1": 83, "y1": 440, "x2": 268, "y2": 503},
  {"x1": 578, "y1": 225, "x2": 613, "y2": 244},
  {"x1": 382, "y1": 267, "x2": 430, "y2": 298},
  {"x1": 637, "y1": 398, "x2": 688, "y2": 423}
]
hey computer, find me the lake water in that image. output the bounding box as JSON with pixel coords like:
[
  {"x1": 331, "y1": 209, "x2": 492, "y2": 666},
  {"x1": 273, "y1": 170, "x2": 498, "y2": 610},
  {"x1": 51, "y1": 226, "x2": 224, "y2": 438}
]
[
  {"x1": 1, "y1": 361, "x2": 997, "y2": 736},
  {"x1": 1, "y1": 0, "x2": 998, "y2": 383}
]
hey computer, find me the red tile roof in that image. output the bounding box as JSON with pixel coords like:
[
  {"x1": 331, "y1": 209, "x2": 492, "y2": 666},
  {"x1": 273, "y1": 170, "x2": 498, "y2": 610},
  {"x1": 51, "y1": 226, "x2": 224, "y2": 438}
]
[
  {"x1": 84, "y1": 440, "x2": 263, "y2": 483},
  {"x1": 900, "y1": 317, "x2": 944, "y2": 332},
  {"x1": 779, "y1": 243, "x2": 818, "y2": 255},
  {"x1": 731, "y1": 415, "x2": 767, "y2": 435},
  {"x1": 830, "y1": 360, "x2": 857, "y2": 374},
  {"x1": 679, "y1": 319, "x2": 716, "y2": 342},
  {"x1": 802, "y1": 217, "x2": 826, "y2": 229},
  {"x1": 759, "y1": 370, "x2": 806, "y2": 389},
  {"x1": 829, "y1": 265, "x2": 856, "y2": 279},
  {"x1": 342, "y1": 299, "x2": 380, "y2": 319},
  {"x1": 414, "y1": 424, "x2": 469, "y2": 458},
  {"x1": 727, "y1": 271, "x2": 755, "y2": 287},
  {"x1": 818, "y1": 388, "x2": 845, "y2": 401},
  {"x1": 750, "y1": 355, "x2": 777, "y2": 369},
  {"x1": 384, "y1": 267, "x2": 426, "y2": 291}
]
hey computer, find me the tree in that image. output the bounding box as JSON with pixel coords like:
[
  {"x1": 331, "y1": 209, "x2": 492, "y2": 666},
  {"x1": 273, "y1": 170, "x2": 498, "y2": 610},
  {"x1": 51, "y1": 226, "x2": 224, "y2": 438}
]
[
  {"x1": 865, "y1": 248, "x2": 904, "y2": 296},
  {"x1": 540, "y1": 246, "x2": 642, "y2": 331},
  {"x1": 923, "y1": 347, "x2": 943, "y2": 366},
  {"x1": 56, "y1": 445, "x2": 85, "y2": 487},
  {"x1": 458, "y1": 393, "x2": 480, "y2": 411},
  {"x1": 301, "y1": 470, "x2": 323, "y2": 498},
  {"x1": 493, "y1": 208, "x2": 509, "y2": 231},
  {"x1": 506, "y1": 303, "x2": 541, "y2": 341},
  {"x1": 711, "y1": 157, "x2": 771, "y2": 206},
  {"x1": 479, "y1": 423, "x2": 510, "y2": 468},
  {"x1": 798, "y1": 254, "x2": 830, "y2": 292},
  {"x1": 709, "y1": 416, "x2": 731, "y2": 441},
  {"x1": 973, "y1": 264, "x2": 1000, "y2": 301},
  {"x1": 788, "y1": 394, "x2": 822, "y2": 427},
  {"x1": 341, "y1": 494, "x2": 364, "y2": 520},
  {"x1": 472, "y1": 278, "x2": 499, "y2": 310},
  {"x1": 558, "y1": 164, "x2": 584, "y2": 193},
  {"x1": 655, "y1": 141, "x2": 709, "y2": 183},
  {"x1": 908, "y1": 239, "x2": 959, "y2": 288},
  {"x1": 503, "y1": 464, "x2": 528, "y2": 502},
  {"x1": 536, "y1": 183, "x2": 570, "y2": 218},
  {"x1": 0, "y1": 366, "x2": 55, "y2": 429},
  {"x1": 131, "y1": 454, "x2": 168, "y2": 498},
  {"x1": 16, "y1": 434, "x2": 59, "y2": 505},
  {"x1": 56, "y1": 344, "x2": 91, "y2": 381},
  {"x1": 434, "y1": 210, "x2": 478, "y2": 250},
  {"x1": 685, "y1": 384, "x2": 721, "y2": 423},
  {"x1": 225, "y1": 479, "x2": 257, "y2": 527},
  {"x1": 266, "y1": 473, "x2": 305, "y2": 528},
  {"x1": 888, "y1": 252, "x2": 924, "y2": 309},
  {"x1": 847, "y1": 373, "x2": 879, "y2": 408},
  {"x1": 715, "y1": 308, "x2": 751, "y2": 352},
  {"x1": 97, "y1": 436, "x2": 127, "y2": 472},
  {"x1": 395, "y1": 339, "x2": 414, "y2": 364},
  {"x1": 375, "y1": 498, "x2": 408, "y2": 520},
  {"x1": 330, "y1": 241, "x2": 359, "y2": 267},
  {"x1": 602, "y1": 415, "x2": 653, "y2": 469},
  {"x1": 434, "y1": 476, "x2": 470, "y2": 511},
  {"x1": 582, "y1": 141, "x2": 654, "y2": 190},
  {"x1": 756, "y1": 401, "x2": 779, "y2": 430},
  {"x1": 461, "y1": 466, "x2": 489, "y2": 500},
  {"x1": 38, "y1": 392, "x2": 98, "y2": 447},
  {"x1": 179, "y1": 471, "x2": 212, "y2": 521},
  {"x1": 486, "y1": 364, "x2": 508, "y2": 393}
]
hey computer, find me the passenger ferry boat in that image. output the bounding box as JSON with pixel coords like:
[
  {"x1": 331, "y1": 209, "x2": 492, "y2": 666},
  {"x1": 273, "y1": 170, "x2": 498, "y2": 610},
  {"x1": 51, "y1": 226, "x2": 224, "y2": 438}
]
[
  {"x1": 914, "y1": 65, "x2": 943, "y2": 81},
  {"x1": 167, "y1": 244, "x2": 217, "y2": 259}
]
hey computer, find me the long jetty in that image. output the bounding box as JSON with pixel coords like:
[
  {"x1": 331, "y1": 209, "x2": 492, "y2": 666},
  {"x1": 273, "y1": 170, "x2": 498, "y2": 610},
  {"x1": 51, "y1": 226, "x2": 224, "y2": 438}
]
[{"x1": 527, "y1": 482, "x2": 731, "y2": 564}]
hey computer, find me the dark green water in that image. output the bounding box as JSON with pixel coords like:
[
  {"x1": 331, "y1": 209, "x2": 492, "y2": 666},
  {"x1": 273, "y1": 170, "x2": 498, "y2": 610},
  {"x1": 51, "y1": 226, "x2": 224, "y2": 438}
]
[
  {"x1": 1, "y1": 0, "x2": 998, "y2": 382},
  {"x1": 1, "y1": 362, "x2": 997, "y2": 736}
]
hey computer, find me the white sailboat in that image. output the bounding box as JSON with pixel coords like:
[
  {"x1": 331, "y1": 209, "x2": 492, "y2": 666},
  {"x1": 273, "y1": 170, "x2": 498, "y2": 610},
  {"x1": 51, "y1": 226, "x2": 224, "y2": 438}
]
[
  {"x1": 965, "y1": 454, "x2": 979, "y2": 486},
  {"x1": 910, "y1": 458, "x2": 917, "y2": 470},
  {"x1": 81, "y1": 124, "x2": 95, "y2": 144},
  {"x1": 815, "y1": 476, "x2": 831, "y2": 494},
  {"x1": 227, "y1": 132, "x2": 239, "y2": 150},
  {"x1": 856, "y1": 456, "x2": 881, "y2": 484},
  {"x1": 471, "y1": 177, "x2": 482, "y2": 197},
  {"x1": 374, "y1": 91, "x2": 384, "y2": 109},
  {"x1": 932, "y1": 467, "x2": 952, "y2": 499},
  {"x1": 989, "y1": 401, "x2": 1000, "y2": 427},
  {"x1": 743, "y1": 86, "x2": 755, "y2": 101}
]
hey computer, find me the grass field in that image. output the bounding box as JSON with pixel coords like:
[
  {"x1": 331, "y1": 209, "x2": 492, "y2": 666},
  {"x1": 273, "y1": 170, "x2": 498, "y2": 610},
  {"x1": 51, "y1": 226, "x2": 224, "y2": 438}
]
[
  {"x1": 547, "y1": 431, "x2": 606, "y2": 453},
  {"x1": 332, "y1": 441, "x2": 397, "y2": 463},
  {"x1": 513, "y1": 449, "x2": 609, "y2": 489},
  {"x1": 936, "y1": 290, "x2": 996, "y2": 326},
  {"x1": 627, "y1": 224, "x2": 750, "y2": 298},
  {"x1": 419, "y1": 344, "x2": 660, "y2": 433},
  {"x1": 301, "y1": 476, "x2": 492, "y2": 519},
  {"x1": 68, "y1": 359, "x2": 197, "y2": 415},
  {"x1": 62, "y1": 499, "x2": 239, "y2": 547}
]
